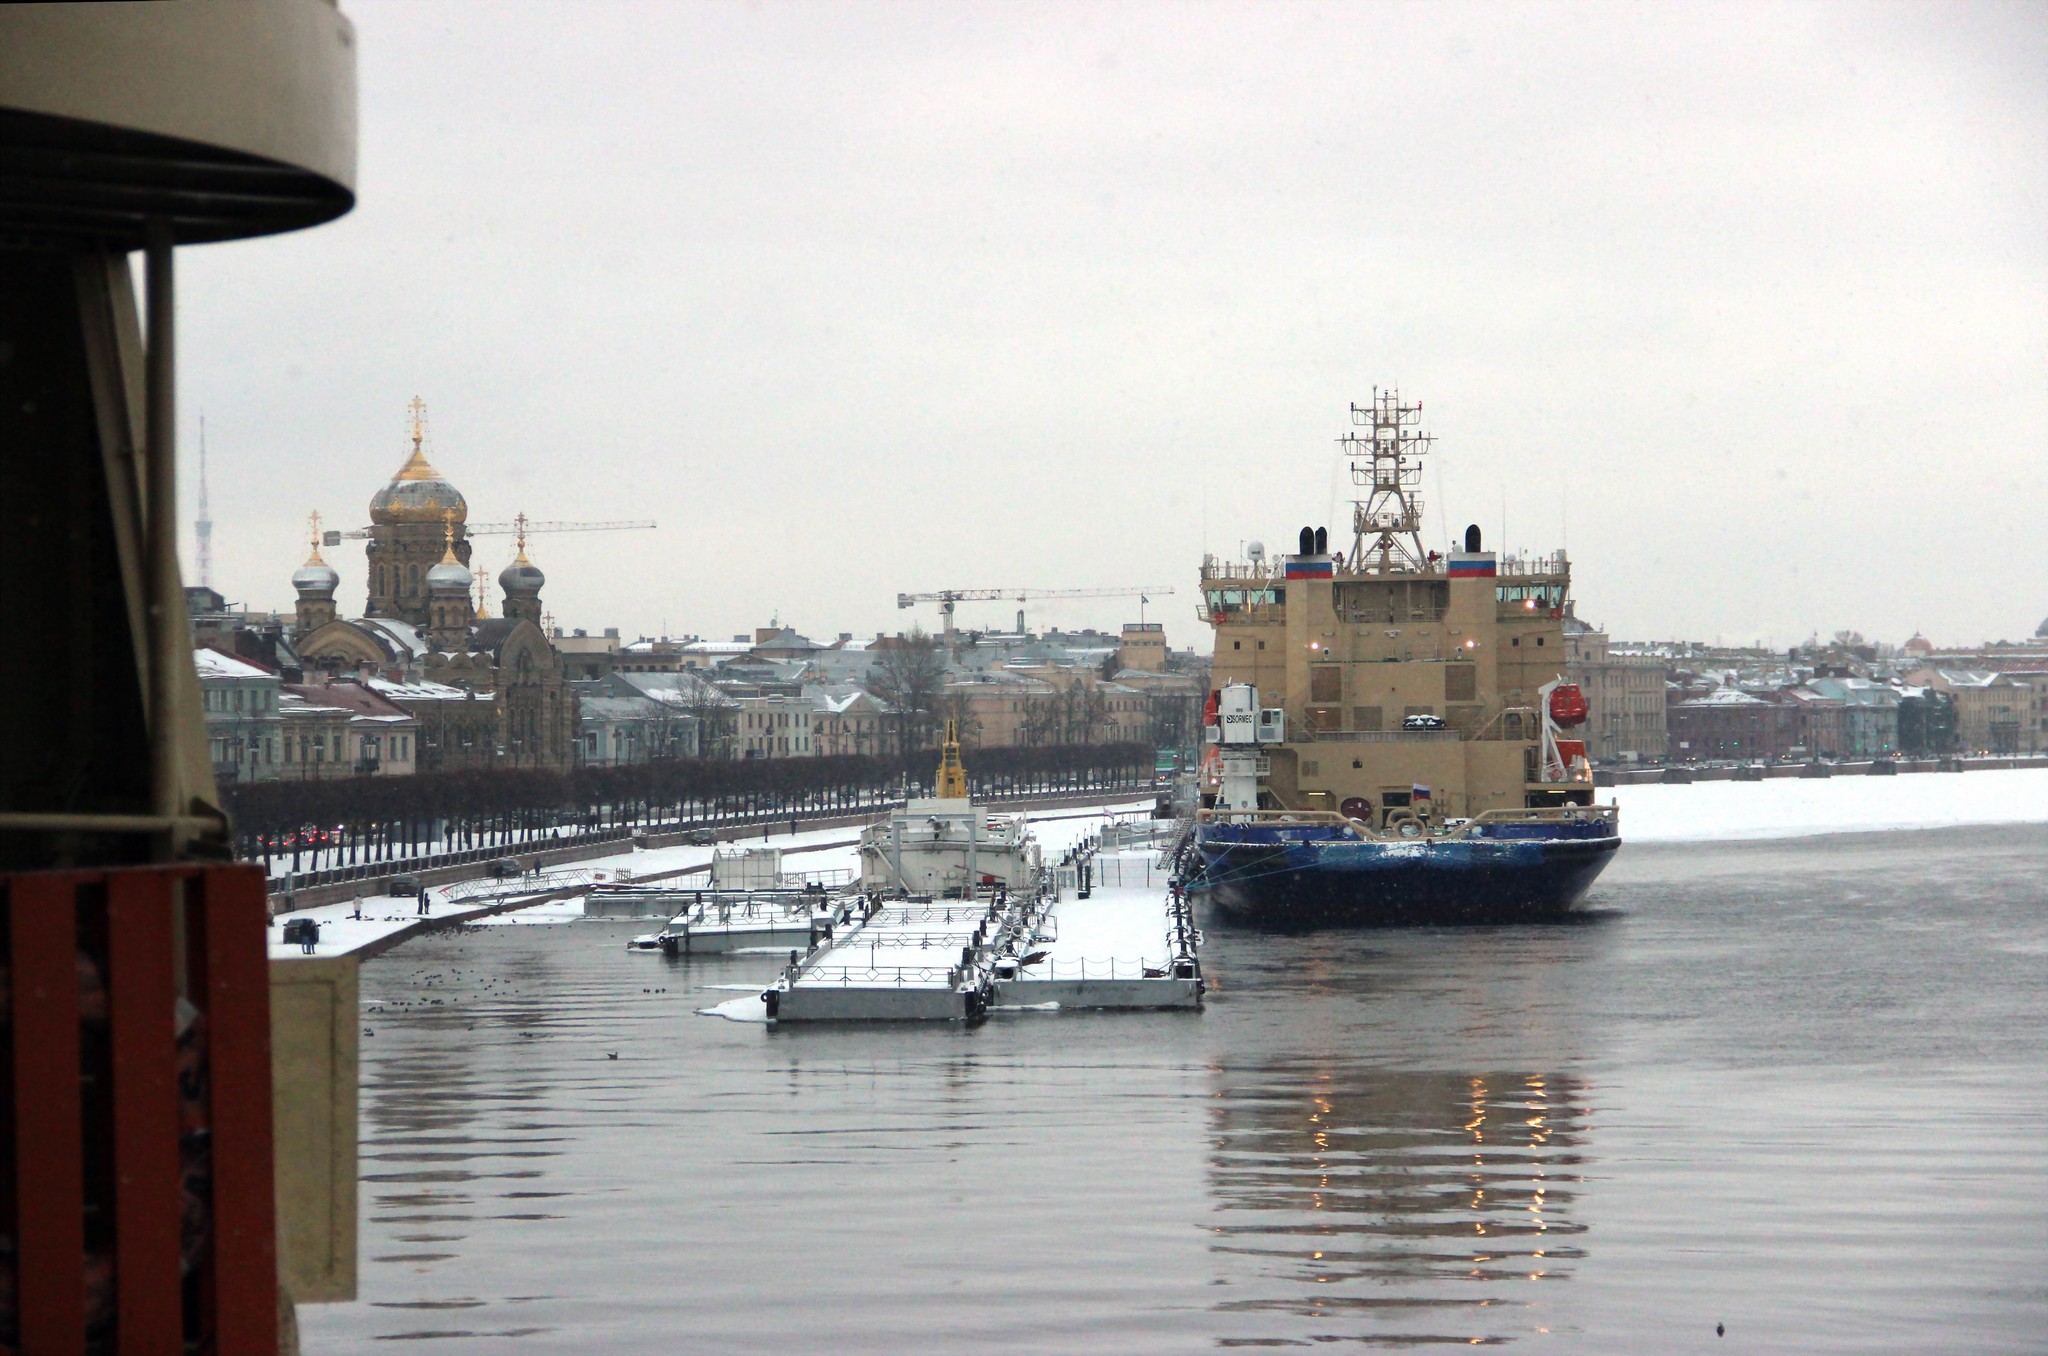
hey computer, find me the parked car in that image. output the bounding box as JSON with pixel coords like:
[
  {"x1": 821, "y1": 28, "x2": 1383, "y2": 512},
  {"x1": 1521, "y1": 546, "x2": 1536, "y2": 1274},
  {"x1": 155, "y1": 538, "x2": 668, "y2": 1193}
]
[
  {"x1": 487, "y1": 857, "x2": 523, "y2": 878},
  {"x1": 387, "y1": 874, "x2": 421, "y2": 899},
  {"x1": 1401, "y1": 714, "x2": 1447, "y2": 730},
  {"x1": 682, "y1": 829, "x2": 716, "y2": 846}
]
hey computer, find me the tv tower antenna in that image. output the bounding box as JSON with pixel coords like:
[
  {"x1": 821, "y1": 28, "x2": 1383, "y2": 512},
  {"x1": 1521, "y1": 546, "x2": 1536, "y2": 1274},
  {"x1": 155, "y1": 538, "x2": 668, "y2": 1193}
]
[{"x1": 195, "y1": 413, "x2": 214, "y2": 589}]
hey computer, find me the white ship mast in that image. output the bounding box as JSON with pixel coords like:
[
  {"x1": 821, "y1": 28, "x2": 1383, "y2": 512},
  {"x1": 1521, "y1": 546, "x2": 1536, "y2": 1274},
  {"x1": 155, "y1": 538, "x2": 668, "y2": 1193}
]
[{"x1": 1342, "y1": 388, "x2": 1432, "y2": 574}]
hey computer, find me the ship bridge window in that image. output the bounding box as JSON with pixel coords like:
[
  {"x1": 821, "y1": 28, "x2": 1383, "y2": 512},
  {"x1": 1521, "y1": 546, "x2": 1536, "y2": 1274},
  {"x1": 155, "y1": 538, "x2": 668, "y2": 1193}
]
[
  {"x1": 1497, "y1": 583, "x2": 1567, "y2": 609},
  {"x1": 1339, "y1": 580, "x2": 1446, "y2": 623}
]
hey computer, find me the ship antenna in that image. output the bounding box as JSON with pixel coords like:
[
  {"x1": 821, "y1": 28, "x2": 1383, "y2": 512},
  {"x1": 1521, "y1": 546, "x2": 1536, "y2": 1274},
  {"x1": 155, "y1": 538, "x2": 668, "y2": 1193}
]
[{"x1": 1341, "y1": 387, "x2": 1433, "y2": 574}]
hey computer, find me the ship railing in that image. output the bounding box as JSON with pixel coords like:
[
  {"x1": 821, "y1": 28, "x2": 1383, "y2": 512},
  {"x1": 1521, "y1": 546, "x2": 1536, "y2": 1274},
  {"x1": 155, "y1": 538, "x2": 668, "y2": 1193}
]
[
  {"x1": 1198, "y1": 601, "x2": 1288, "y2": 625},
  {"x1": 1305, "y1": 729, "x2": 1462, "y2": 743},
  {"x1": 1197, "y1": 804, "x2": 1618, "y2": 841},
  {"x1": 1200, "y1": 557, "x2": 1276, "y2": 581},
  {"x1": 1452, "y1": 804, "x2": 1617, "y2": 836},
  {"x1": 1495, "y1": 550, "x2": 1571, "y2": 578}
]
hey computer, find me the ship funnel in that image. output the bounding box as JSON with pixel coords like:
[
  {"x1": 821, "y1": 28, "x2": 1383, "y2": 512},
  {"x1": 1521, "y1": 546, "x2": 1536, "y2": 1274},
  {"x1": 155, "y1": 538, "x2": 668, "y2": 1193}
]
[
  {"x1": 1314, "y1": 526, "x2": 1328, "y2": 553},
  {"x1": 1298, "y1": 527, "x2": 1314, "y2": 555},
  {"x1": 1464, "y1": 524, "x2": 1482, "y2": 552}
]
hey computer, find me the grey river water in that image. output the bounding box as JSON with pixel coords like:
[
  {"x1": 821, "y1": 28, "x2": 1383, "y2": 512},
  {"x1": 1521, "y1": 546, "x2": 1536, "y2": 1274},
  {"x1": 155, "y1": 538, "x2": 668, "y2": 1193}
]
[{"x1": 300, "y1": 825, "x2": 2048, "y2": 1353}]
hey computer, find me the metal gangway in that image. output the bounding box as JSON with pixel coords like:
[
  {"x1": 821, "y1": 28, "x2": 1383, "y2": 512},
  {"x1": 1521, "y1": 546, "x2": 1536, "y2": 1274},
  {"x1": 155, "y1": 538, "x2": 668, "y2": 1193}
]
[{"x1": 442, "y1": 868, "x2": 601, "y2": 904}]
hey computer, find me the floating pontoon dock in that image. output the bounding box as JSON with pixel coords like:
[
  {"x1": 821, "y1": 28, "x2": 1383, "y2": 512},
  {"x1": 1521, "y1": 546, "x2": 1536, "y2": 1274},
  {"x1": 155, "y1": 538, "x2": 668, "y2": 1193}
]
[{"x1": 766, "y1": 823, "x2": 1201, "y2": 1022}]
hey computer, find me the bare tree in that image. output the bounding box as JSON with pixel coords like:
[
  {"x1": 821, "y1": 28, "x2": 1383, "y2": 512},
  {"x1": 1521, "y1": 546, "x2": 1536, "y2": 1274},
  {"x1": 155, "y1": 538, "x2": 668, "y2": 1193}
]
[
  {"x1": 1019, "y1": 694, "x2": 1061, "y2": 747},
  {"x1": 680, "y1": 674, "x2": 738, "y2": 760},
  {"x1": 1145, "y1": 691, "x2": 1198, "y2": 752},
  {"x1": 1058, "y1": 683, "x2": 1112, "y2": 745},
  {"x1": 938, "y1": 690, "x2": 984, "y2": 747}
]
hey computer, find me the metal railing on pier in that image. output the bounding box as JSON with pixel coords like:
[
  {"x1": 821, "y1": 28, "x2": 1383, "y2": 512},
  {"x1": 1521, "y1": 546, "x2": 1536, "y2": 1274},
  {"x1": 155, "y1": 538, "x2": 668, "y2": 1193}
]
[
  {"x1": 1014, "y1": 957, "x2": 1187, "y2": 981},
  {"x1": 797, "y1": 964, "x2": 961, "y2": 987}
]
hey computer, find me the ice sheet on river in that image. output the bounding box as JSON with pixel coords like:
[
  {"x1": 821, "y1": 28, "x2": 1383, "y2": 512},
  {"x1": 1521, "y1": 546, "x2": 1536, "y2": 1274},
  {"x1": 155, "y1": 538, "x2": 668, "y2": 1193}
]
[{"x1": 1612, "y1": 766, "x2": 2048, "y2": 842}]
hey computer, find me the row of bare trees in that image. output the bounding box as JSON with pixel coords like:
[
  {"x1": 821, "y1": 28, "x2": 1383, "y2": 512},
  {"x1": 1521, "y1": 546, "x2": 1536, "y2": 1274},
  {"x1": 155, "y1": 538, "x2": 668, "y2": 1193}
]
[
  {"x1": 223, "y1": 741, "x2": 1159, "y2": 875},
  {"x1": 864, "y1": 628, "x2": 1203, "y2": 754}
]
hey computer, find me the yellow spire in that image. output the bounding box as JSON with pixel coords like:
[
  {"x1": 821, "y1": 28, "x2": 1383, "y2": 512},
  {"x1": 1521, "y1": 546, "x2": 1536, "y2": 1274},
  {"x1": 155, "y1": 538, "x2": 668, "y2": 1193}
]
[
  {"x1": 935, "y1": 718, "x2": 969, "y2": 799},
  {"x1": 395, "y1": 396, "x2": 441, "y2": 481},
  {"x1": 514, "y1": 511, "x2": 532, "y2": 563},
  {"x1": 304, "y1": 510, "x2": 326, "y2": 565},
  {"x1": 439, "y1": 509, "x2": 461, "y2": 564}
]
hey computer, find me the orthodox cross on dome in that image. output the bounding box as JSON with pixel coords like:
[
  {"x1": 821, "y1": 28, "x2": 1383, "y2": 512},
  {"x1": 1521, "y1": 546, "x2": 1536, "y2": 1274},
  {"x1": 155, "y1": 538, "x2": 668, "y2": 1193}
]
[
  {"x1": 473, "y1": 561, "x2": 493, "y2": 618},
  {"x1": 306, "y1": 509, "x2": 326, "y2": 563},
  {"x1": 440, "y1": 508, "x2": 461, "y2": 562},
  {"x1": 393, "y1": 395, "x2": 445, "y2": 483},
  {"x1": 514, "y1": 512, "x2": 531, "y2": 559}
]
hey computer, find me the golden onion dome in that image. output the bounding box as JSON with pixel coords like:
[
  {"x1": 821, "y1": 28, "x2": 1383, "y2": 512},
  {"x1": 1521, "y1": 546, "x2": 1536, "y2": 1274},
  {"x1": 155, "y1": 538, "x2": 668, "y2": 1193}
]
[{"x1": 369, "y1": 442, "x2": 468, "y2": 525}]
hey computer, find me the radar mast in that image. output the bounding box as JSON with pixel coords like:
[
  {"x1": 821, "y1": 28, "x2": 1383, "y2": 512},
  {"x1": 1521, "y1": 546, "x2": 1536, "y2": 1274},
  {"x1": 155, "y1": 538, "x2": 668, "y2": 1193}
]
[{"x1": 1342, "y1": 389, "x2": 1432, "y2": 574}]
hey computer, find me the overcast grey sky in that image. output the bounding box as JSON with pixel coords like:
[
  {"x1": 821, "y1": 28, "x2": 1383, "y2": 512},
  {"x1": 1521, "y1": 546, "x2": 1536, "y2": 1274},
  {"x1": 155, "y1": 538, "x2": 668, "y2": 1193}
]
[{"x1": 181, "y1": 0, "x2": 2047, "y2": 651}]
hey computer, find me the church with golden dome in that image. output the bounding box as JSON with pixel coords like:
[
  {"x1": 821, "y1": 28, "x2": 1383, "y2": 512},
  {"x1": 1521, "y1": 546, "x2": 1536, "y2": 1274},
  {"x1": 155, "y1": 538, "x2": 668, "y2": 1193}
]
[{"x1": 290, "y1": 400, "x2": 578, "y2": 772}]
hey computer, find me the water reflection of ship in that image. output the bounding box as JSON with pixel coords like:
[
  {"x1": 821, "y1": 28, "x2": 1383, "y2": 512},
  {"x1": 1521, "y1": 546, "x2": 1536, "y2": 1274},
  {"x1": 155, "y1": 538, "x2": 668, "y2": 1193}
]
[{"x1": 1207, "y1": 1063, "x2": 1591, "y2": 1344}]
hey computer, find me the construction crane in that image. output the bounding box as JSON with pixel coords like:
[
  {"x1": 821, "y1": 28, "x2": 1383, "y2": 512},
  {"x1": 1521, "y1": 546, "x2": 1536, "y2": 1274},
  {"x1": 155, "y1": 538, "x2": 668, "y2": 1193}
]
[
  {"x1": 321, "y1": 513, "x2": 655, "y2": 546},
  {"x1": 896, "y1": 586, "x2": 1175, "y2": 641}
]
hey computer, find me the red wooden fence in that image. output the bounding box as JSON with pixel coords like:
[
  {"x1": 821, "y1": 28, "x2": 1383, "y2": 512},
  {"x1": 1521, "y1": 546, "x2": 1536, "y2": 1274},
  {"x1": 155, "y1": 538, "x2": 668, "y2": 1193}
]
[{"x1": 4, "y1": 863, "x2": 277, "y2": 1355}]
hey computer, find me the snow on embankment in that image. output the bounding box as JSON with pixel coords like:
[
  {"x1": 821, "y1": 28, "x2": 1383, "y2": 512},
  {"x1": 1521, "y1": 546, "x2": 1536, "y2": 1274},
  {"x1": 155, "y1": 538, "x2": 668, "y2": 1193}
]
[{"x1": 1611, "y1": 768, "x2": 2048, "y2": 844}]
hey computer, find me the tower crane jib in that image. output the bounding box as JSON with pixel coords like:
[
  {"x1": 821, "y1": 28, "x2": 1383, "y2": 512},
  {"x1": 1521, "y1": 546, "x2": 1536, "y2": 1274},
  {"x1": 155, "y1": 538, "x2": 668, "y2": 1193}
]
[{"x1": 895, "y1": 585, "x2": 1176, "y2": 639}]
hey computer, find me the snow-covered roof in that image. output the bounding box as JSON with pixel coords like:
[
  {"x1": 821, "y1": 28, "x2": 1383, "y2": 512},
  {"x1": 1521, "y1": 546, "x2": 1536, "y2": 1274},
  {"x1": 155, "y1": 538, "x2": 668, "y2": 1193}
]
[
  {"x1": 810, "y1": 689, "x2": 890, "y2": 715},
  {"x1": 358, "y1": 617, "x2": 425, "y2": 659},
  {"x1": 577, "y1": 694, "x2": 685, "y2": 722},
  {"x1": 610, "y1": 670, "x2": 738, "y2": 707},
  {"x1": 366, "y1": 676, "x2": 490, "y2": 703},
  {"x1": 193, "y1": 647, "x2": 275, "y2": 681},
  {"x1": 278, "y1": 691, "x2": 349, "y2": 718},
  {"x1": 1681, "y1": 687, "x2": 1770, "y2": 707},
  {"x1": 284, "y1": 681, "x2": 419, "y2": 723}
]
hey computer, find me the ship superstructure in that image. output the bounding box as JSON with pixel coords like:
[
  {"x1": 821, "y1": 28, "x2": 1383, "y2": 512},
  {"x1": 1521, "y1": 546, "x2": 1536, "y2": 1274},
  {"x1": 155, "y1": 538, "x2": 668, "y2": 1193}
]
[{"x1": 1190, "y1": 391, "x2": 1618, "y2": 925}]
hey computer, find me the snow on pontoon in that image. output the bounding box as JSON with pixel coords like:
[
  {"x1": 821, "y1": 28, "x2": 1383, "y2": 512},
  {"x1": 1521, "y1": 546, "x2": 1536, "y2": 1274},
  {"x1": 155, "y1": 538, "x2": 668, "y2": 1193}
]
[{"x1": 743, "y1": 725, "x2": 1203, "y2": 1023}]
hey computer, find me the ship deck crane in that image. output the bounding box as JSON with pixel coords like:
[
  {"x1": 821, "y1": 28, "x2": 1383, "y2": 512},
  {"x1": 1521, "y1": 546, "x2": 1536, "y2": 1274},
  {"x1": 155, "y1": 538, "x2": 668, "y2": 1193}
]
[{"x1": 897, "y1": 585, "x2": 1176, "y2": 640}]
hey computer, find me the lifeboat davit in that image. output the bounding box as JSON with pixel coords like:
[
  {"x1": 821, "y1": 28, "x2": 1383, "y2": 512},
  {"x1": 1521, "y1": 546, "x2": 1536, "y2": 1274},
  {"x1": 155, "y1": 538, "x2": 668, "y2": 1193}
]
[{"x1": 1548, "y1": 684, "x2": 1589, "y2": 728}]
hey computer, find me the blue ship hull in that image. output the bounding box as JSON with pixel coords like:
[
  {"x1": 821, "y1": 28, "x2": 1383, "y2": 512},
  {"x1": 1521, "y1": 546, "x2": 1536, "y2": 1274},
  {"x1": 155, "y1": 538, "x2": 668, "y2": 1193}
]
[{"x1": 1192, "y1": 819, "x2": 1620, "y2": 927}]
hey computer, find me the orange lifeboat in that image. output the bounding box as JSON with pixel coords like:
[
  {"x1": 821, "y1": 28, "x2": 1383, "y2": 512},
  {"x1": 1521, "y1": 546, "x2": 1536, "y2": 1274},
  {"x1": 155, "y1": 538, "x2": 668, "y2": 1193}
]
[{"x1": 1549, "y1": 684, "x2": 1589, "y2": 728}]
